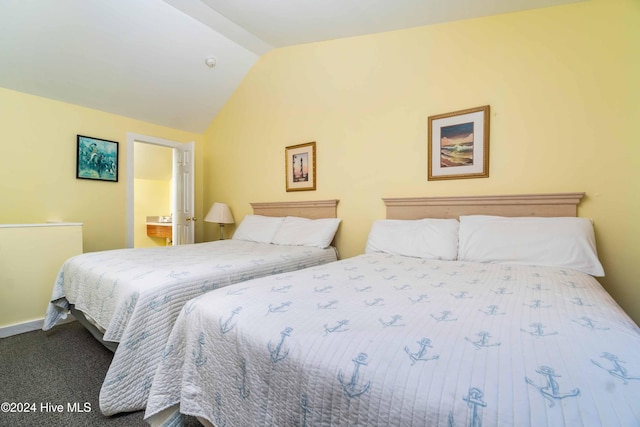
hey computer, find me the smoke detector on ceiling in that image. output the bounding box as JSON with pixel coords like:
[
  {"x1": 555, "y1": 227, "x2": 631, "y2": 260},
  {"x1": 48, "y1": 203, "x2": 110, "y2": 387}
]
[{"x1": 205, "y1": 57, "x2": 217, "y2": 68}]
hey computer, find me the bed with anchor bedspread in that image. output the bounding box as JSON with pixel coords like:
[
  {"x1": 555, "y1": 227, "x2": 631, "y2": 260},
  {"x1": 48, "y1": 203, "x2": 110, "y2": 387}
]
[
  {"x1": 145, "y1": 253, "x2": 640, "y2": 427},
  {"x1": 42, "y1": 240, "x2": 337, "y2": 415}
]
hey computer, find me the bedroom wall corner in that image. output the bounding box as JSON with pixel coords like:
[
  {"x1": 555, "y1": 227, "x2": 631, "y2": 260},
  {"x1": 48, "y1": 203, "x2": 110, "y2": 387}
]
[{"x1": 201, "y1": 0, "x2": 640, "y2": 324}]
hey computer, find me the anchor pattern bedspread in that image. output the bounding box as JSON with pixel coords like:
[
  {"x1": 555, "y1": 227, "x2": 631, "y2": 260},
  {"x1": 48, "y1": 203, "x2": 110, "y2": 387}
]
[
  {"x1": 145, "y1": 253, "x2": 640, "y2": 427},
  {"x1": 42, "y1": 240, "x2": 337, "y2": 415}
]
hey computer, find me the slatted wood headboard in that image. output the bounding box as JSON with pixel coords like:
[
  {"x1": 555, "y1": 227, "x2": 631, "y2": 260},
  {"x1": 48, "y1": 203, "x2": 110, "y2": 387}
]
[
  {"x1": 251, "y1": 200, "x2": 339, "y2": 219},
  {"x1": 383, "y1": 193, "x2": 584, "y2": 220}
]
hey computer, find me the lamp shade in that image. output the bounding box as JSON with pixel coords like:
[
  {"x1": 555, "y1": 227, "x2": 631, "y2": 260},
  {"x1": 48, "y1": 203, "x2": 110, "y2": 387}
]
[{"x1": 205, "y1": 202, "x2": 234, "y2": 224}]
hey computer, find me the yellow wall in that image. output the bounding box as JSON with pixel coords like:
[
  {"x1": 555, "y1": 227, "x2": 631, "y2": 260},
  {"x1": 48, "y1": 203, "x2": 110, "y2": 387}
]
[
  {"x1": 0, "y1": 87, "x2": 205, "y2": 253},
  {"x1": 134, "y1": 178, "x2": 171, "y2": 247},
  {"x1": 204, "y1": 0, "x2": 640, "y2": 324},
  {"x1": 0, "y1": 224, "x2": 83, "y2": 329}
]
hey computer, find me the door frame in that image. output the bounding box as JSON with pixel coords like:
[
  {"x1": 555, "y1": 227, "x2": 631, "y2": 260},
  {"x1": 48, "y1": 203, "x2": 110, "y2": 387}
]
[{"x1": 125, "y1": 132, "x2": 193, "y2": 248}]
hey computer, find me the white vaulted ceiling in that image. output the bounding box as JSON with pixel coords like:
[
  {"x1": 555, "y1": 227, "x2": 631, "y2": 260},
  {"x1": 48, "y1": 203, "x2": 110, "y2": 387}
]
[{"x1": 0, "y1": 0, "x2": 584, "y2": 133}]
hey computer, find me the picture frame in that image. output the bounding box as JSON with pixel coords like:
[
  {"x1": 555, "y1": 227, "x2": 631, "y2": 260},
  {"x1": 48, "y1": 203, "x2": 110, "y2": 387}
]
[
  {"x1": 76, "y1": 135, "x2": 119, "y2": 182},
  {"x1": 285, "y1": 141, "x2": 316, "y2": 191},
  {"x1": 427, "y1": 105, "x2": 490, "y2": 181}
]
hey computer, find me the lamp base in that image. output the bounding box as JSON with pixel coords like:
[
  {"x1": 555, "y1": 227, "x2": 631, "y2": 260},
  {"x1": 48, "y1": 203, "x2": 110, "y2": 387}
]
[{"x1": 219, "y1": 223, "x2": 226, "y2": 240}]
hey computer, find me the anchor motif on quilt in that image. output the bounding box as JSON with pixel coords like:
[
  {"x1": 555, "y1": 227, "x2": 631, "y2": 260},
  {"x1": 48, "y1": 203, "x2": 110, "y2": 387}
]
[
  {"x1": 466, "y1": 279, "x2": 480, "y2": 285},
  {"x1": 521, "y1": 322, "x2": 557, "y2": 337},
  {"x1": 103, "y1": 371, "x2": 129, "y2": 387},
  {"x1": 314, "y1": 285, "x2": 333, "y2": 293},
  {"x1": 431, "y1": 282, "x2": 447, "y2": 288},
  {"x1": 573, "y1": 317, "x2": 609, "y2": 330},
  {"x1": 267, "y1": 301, "x2": 292, "y2": 314},
  {"x1": 379, "y1": 314, "x2": 405, "y2": 328},
  {"x1": 415, "y1": 273, "x2": 429, "y2": 279},
  {"x1": 317, "y1": 300, "x2": 339, "y2": 309},
  {"x1": 275, "y1": 274, "x2": 293, "y2": 281},
  {"x1": 226, "y1": 287, "x2": 247, "y2": 295},
  {"x1": 200, "y1": 280, "x2": 218, "y2": 292},
  {"x1": 271, "y1": 285, "x2": 292, "y2": 293},
  {"x1": 383, "y1": 275, "x2": 397, "y2": 281},
  {"x1": 184, "y1": 295, "x2": 202, "y2": 314},
  {"x1": 462, "y1": 387, "x2": 487, "y2": 427},
  {"x1": 447, "y1": 387, "x2": 487, "y2": 427},
  {"x1": 338, "y1": 353, "x2": 371, "y2": 399},
  {"x1": 148, "y1": 294, "x2": 172, "y2": 312},
  {"x1": 501, "y1": 275, "x2": 513, "y2": 281},
  {"x1": 169, "y1": 270, "x2": 189, "y2": 279},
  {"x1": 313, "y1": 273, "x2": 330, "y2": 280},
  {"x1": 219, "y1": 307, "x2": 242, "y2": 334},
  {"x1": 297, "y1": 393, "x2": 312, "y2": 427},
  {"x1": 162, "y1": 344, "x2": 174, "y2": 359},
  {"x1": 431, "y1": 310, "x2": 457, "y2": 322},
  {"x1": 125, "y1": 331, "x2": 151, "y2": 350},
  {"x1": 452, "y1": 291, "x2": 472, "y2": 300},
  {"x1": 192, "y1": 332, "x2": 207, "y2": 367},
  {"x1": 355, "y1": 286, "x2": 373, "y2": 292},
  {"x1": 394, "y1": 284, "x2": 411, "y2": 291},
  {"x1": 524, "y1": 299, "x2": 551, "y2": 309},
  {"x1": 364, "y1": 298, "x2": 384, "y2": 306},
  {"x1": 212, "y1": 392, "x2": 226, "y2": 427},
  {"x1": 268, "y1": 327, "x2": 293, "y2": 363},
  {"x1": 374, "y1": 267, "x2": 388, "y2": 273},
  {"x1": 479, "y1": 305, "x2": 504, "y2": 316},
  {"x1": 592, "y1": 353, "x2": 640, "y2": 384},
  {"x1": 324, "y1": 320, "x2": 350, "y2": 336},
  {"x1": 409, "y1": 294, "x2": 429, "y2": 304},
  {"x1": 570, "y1": 297, "x2": 594, "y2": 307},
  {"x1": 404, "y1": 338, "x2": 439, "y2": 365},
  {"x1": 235, "y1": 357, "x2": 250, "y2": 399},
  {"x1": 493, "y1": 288, "x2": 512, "y2": 295},
  {"x1": 525, "y1": 366, "x2": 580, "y2": 407},
  {"x1": 214, "y1": 263, "x2": 232, "y2": 270},
  {"x1": 528, "y1": 284, "x2": 548, "y2": 291},
  {"x1": 465, "y1": 331, "x2": 501, "y2": 349},
  {"x1": 564, "y1": 281, "x2": 582, "y2": 289},
  {"x1": 349, "y1": 275, "x2": 364, "y2": 281}
]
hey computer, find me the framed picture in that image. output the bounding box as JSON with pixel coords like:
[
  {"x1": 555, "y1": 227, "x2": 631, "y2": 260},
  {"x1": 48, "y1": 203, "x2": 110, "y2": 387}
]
[
  {"x1": 76, "y1": 135, "x2": 119, "y2": 182},
  {"x1": 427, "y1": 105, "x2": 490, "y2": 181},
  {"x1": 285, "y1": 141, "x2": 316, "y2": 191}
]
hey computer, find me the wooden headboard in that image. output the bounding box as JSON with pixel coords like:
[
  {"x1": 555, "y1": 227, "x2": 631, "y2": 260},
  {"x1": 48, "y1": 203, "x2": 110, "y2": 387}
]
[
  {"x1": 383, "y1": 193, "x2": 584, "y2": 220},
  {"x1": 251, "y1": 200, "x2": 339, "y2": 219}
]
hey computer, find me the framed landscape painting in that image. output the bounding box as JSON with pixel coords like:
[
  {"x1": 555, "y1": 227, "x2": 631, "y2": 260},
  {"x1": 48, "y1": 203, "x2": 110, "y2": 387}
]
[
  {"x1": 285, "y1": 141, "x2": 316, "y2": 191},
  {"x1": 76, "y1": 135, "x2": 119, "y2": 182},
  {"x1": 427, "y1": 105, "x2": 490, "y2": 181}
]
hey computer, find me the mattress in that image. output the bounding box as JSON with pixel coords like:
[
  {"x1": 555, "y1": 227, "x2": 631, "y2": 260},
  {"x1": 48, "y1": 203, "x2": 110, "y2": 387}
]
[
  {"x1": 42, "y1": 239, "x2": 337, "y2": 415},
  {"x1": 145, "y1": 253, "x2": 640, "y2": 427}
]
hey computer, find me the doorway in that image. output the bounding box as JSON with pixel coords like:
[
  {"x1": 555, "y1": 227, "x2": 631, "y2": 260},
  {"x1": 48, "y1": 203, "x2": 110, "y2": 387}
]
[{"x1": 125, "y1": 133, "x2": 195, "y2": 248}]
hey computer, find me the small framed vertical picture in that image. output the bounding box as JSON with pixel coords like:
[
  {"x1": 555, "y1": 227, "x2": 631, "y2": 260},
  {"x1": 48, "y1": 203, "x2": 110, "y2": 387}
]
[
  {"x1": 427, "y1": 105, "x2": 490, "y2": 180},
  {"x1": 285, "y1": 141, "x2": 316, "y2": 191},
  {"x1": 76, "y1": 135, "x2": 119, "y2": 182}
]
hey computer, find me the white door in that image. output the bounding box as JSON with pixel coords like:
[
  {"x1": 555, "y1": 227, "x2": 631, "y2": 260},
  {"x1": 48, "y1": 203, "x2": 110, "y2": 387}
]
[{"x1": 172, "y1": 141, "x2": 195, "y2": 244}]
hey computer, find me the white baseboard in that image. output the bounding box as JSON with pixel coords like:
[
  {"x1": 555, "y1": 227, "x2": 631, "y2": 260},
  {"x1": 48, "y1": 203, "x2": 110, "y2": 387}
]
[{"x1": 0, "y1": 315, "x2": 76, "y2": 338}]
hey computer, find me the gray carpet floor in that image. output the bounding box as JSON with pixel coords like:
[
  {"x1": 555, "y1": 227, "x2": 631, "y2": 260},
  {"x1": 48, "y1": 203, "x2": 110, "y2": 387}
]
[{"x1": 0, "y1": 321, "x2": 201, "y2": 427}]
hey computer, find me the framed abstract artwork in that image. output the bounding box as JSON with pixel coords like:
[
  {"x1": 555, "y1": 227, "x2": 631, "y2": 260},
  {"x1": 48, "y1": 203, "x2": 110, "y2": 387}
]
[
  {"x1": 76, "y1": 135, "x2": 119, "y2": 182},
  {"x1": 427, "y1": 105, "x2": 490, "y2": 181},
  {"x1": 285, "y1": 141, "x2": 316, "y2": 191}
]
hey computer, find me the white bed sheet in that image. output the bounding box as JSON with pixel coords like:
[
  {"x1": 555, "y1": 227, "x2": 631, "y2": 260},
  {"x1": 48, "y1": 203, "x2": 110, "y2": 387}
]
[
  {"x1": 145, "y1": 253, "x2": 640, "y2": 427},
  {"x1": 42, "y1": 240, "x2": 337, "y2": 415}
]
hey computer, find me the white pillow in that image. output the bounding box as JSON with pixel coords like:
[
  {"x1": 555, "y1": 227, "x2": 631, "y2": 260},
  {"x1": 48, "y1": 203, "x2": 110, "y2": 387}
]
[
  {"x1": 232, "y1": 215, "x2": 285, "y2": 244},
  {"x1": 458, "y1": 215, "x2": 605, "y2": 276},
  {"x1": 365, "y1": 218, "x2": 459, "y2": 260},
  {"x1": 271, "y1": 216, "x2": 341, "y2": 248}
]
